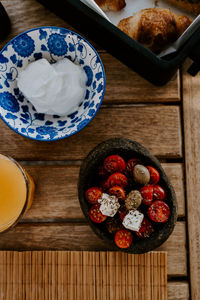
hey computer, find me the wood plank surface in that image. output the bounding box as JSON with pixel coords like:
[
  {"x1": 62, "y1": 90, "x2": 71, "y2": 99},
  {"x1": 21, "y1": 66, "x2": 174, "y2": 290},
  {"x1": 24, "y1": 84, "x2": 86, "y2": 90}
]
[
  {"x1": 0, "y1": 0, "x2": 75, "y2": 47},
  {"x1": 0, "y1": 222, "x2": 187, "y2": 276},
  {"x1": 0, "y1": 106, "x2": 182, "y2": 160},
  {"x1": 103, "y1": 54, "x2": 180, "y2": 103},
  {"x1": 0, "y1": 1, "x2": 188, "y2": 298},
  {"x1": 0, "y1": 0, "x2": 180, "y2": 103},
  {"x1": 183, "y1": 61, "x2": 200, "y2": 300},
  {"x1": 23, "y1": 163, "x2": 185, "y2": 221},
  {"x1": 168, "y1": 282, "x2": 189, "y2": 300}
]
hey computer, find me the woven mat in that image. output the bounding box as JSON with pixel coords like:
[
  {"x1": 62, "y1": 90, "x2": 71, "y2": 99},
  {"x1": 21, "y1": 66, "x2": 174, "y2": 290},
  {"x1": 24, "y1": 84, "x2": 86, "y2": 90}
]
[{"x1": 0, "y1": 251, "x2": 167, "y2": 300}]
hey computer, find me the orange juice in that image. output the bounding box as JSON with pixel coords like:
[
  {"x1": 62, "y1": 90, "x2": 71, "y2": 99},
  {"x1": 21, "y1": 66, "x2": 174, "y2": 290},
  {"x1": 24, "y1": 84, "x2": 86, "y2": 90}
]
[{"x1": 0, "y1": 154, "x2": 35, "y2": 232}]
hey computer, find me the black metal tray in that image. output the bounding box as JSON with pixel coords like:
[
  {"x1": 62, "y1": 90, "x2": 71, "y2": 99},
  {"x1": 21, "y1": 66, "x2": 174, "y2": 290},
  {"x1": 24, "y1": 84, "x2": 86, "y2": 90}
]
[
  {"x1": 0, "y1": 3, "x2": 11, "y2": 41},
  {"x1": 37, "y1": 0, "x2": 200, "y2": 85}
]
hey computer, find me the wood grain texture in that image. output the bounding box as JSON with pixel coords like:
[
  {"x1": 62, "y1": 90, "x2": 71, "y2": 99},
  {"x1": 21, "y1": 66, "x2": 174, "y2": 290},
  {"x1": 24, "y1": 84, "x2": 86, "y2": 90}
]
[
  {"x1": 0, "y1": 0, "x2": 180, "y2": 103},
  {"x1": 183, "y1": 61, "x2": 200, "y2": 300},
  {"x1": 0, "y1": 1, "x2": 187, "y2": 297},
  {"x1": 0, "y1": 106, "x2": 182, "y2": 160},
  {"x1": 0, "y1": 0, "x2": 75, "y2": 46},
  {"x1": 23, "y1": 163, "x2": 185, "y2": 221},
  {"x1": 103, "y1": 53, "x2": 180, "y2": 103},
  {"x1": 168, "y1": 282, "x2": 189, "y2": 300},
  {"x1": 0, "y1": 222, "x2": 187, "y2": 276}
]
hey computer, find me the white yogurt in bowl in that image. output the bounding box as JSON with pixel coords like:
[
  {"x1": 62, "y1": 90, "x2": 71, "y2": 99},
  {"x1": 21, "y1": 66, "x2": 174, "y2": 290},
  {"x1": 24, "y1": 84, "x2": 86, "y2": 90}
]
[
  {"x1": 17, "y1": 58, "x2": 87, "y2": 116},
  {"x1": 0, "y1": 26, "x2": 105, "y2": 141}
]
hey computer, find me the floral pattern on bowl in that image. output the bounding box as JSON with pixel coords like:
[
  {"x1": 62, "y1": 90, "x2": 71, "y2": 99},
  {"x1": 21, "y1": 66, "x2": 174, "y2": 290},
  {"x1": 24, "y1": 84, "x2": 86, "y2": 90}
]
[{"x1": 0, "y1": 27, "x2": 105, "y2": 141}]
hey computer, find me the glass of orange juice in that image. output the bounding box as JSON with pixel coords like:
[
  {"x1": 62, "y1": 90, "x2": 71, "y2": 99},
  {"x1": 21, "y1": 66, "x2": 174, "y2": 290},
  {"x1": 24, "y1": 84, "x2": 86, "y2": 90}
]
[{"x1": 0, "y1": 154, "x2": 35, "y2": 232}]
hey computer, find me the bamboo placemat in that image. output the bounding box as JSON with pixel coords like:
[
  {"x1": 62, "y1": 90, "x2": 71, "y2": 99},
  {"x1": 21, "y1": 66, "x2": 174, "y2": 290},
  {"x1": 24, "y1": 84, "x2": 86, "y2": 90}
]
[{"x1": 0, "y1": 251, "x2": 167, "y2": 300}]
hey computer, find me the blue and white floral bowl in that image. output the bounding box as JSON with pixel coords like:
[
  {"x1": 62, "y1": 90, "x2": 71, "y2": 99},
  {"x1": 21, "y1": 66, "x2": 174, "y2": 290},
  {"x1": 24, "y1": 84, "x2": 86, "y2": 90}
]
[{"x1": 0, "y1": 27, "x2": 105, "y2": 141}]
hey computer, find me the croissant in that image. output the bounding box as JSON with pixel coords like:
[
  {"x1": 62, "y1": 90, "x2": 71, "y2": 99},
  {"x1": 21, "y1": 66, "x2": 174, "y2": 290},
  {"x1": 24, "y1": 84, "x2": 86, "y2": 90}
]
[
  {"x1": 164, "y1": 0, "x2": 200, "y2": 15},
  {"x1": 117, "y1": 8, "x2": 192, "y2": 52},
  {"x1": 95, "y1": 0, "x2": 126, "y2": 11}
]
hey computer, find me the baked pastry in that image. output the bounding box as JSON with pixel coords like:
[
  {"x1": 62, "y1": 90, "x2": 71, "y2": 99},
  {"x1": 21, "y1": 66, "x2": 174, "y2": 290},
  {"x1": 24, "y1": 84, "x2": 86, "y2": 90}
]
[
  {"x1": 95, "y1": 0, "x2": 126, "y2": 11},
  {"x1": 164, "y1": 0, "x2": 200, "y2": 15},
  {"x1": 117, "y1": 8, "x2": 192, "y2": 52}
]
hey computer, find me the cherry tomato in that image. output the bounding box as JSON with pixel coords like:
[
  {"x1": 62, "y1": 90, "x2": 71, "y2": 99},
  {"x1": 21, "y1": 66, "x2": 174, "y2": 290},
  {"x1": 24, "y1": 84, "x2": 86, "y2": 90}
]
[
  {"x1": 89, "y1": 204, "x2": 107, "y2": 223},
  {"x1": 100, "y1": 179, "x2": 109, "y2": 191},
  {"x1": 103, "y1": 155, "x2": 126, "y2": 174},
  {"x1": 108, "y1": 186, "x2": 126, "y2": 201},
  {"x1": 126, "y1": 158, "x2": 141, "y2": 175},
  {"x1": 107, "y1": 173, "x2": 128, "y2": 188},
  {"x1": 119, "y1": 205, "x2": 128, "y2": 221},
  {"x1": 153, "y1": 185, "x2": 166, "y2": 200},
  {"x1": 140, "y1": 185, "x2": 154, "y2": 205},
  {"x1": 85, "y1": 187, "x2": 102, "y2": 204},
  {"x1": 135, "y1": 218, "x2": 154, "y2": 238},
  {"x1": 115, "y1": 229, "x2": 133, "y2": 249},
  {"x1": 147, "y1": 166, "x2": 160, "y2": 185},
  {"x1": 148, "y1": 200, "x2": 170, "y2": 223}
]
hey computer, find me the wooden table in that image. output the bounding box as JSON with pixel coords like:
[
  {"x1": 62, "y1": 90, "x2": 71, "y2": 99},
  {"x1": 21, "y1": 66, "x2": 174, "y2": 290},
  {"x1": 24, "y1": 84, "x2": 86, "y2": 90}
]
[{"x1": 1, "y1": 0, "x2": 199, "y2": 299}]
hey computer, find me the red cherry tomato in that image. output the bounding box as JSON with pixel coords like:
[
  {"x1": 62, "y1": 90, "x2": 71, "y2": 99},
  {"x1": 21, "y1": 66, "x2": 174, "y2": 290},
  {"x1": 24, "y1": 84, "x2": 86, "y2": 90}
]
[
  {"x1": 148, "y1": 200, "x2": 170, "y2": 223},
  {"x1": 140, "y1": 185, "x2": 154, "y2": 205},
  {"x1": 108, "y1": 186, "x2": 126, "y2": 201},
  {"x1": 100, "y1": 179, "x2": 109, "y2": 191},
  {"x1": 85, "y1": 187, "x2": 102, "y2": 204},
  {"x1": 153, "y1": 185, "x2": 166, "y2": 200},
  {"x1": 126, "y1": 158, "x2": 141, "y2": 175},
  {"x1": 119, "y1": 205, "x2": 128, "y2": 221},
  {"x1": 107, "y1": 173, "x2": 128, "y2": 188},
  {"x1": 103, "y1": 155, "x2": 126, "y2": 174},
  {"x1": 89, "y1": 204, "x2": 107, "y2": 223},
  {"x1": 115, "y1": 229, "x2": 133, "y2": 249},
  {"x1": 146, "y1": 166, "x2": 160, "y2": 185},
  {"x1": 135, "y1": 218, "x2": 154, "y2": 238}
]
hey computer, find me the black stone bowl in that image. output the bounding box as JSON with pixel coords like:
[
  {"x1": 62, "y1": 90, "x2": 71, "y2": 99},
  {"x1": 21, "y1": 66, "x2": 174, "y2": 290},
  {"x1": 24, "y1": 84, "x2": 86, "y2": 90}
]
[{"x1": 78, "y1": 138, "x2": 178, "y2": 253}]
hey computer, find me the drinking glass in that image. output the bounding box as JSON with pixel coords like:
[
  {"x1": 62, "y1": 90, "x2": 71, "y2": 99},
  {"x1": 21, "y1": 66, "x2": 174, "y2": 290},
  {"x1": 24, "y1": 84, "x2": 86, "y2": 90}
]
[{"x1": 0, "y1": 154, "x2": 35, "y2": 233}]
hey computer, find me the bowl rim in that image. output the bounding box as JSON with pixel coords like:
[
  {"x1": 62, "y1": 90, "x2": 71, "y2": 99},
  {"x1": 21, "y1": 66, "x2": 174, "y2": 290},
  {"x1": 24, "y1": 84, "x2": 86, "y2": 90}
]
[
  {"x1": 78, "y1": 138, "x2": 178, "y2": 253},
  {"x1": 0, "y1": 26, "x2": 106, "y2": 142}
]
